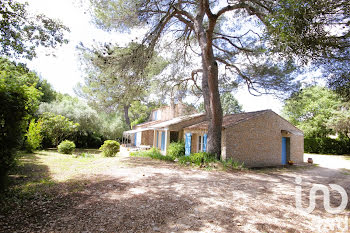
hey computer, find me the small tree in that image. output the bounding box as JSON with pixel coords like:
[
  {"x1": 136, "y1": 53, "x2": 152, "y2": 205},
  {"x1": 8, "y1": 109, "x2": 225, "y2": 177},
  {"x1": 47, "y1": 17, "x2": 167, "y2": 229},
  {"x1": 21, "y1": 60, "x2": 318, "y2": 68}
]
[
  {"x1": 25, "y1": 119, "x2": 43, "y2": 152},
  {"x1": 40, "y1": 112, "x2": 79, "y2": 147}
]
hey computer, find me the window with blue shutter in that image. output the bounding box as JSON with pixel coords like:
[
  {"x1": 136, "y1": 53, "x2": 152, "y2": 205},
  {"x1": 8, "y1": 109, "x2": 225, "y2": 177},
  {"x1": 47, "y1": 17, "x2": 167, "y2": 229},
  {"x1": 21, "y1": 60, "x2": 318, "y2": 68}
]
[
  {"x1": 185, "y1": 133, "x2": 192, "y2": 156},
  {"x1": 134, "y1": 133, "x2": 137, "y2": 146},
  {"x1": 154, "y1": 111, "x2": 158, "y2": 120},
  {"x1": 161, "y1": 131, "x2": 165, "y2": 151},
  {"x1": 203, "y1": 134, "x2": 207, "y2": 152}
]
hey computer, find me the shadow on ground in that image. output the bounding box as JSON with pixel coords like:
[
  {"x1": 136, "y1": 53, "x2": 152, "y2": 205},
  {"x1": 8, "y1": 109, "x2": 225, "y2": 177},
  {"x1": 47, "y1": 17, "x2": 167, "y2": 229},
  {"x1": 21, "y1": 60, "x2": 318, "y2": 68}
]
[{"x1": 1, "y1": 155, "x2": 349, "y2": 232}]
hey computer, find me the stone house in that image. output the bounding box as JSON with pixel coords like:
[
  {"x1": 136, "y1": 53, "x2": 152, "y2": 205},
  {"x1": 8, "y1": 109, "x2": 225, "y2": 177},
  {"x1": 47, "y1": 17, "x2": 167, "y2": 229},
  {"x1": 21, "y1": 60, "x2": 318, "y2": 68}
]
[
  {"x1": 123, "y1": 103, "x2": 205, "y2": 152},
  {"x1": 183, "y1": 110, "x2": 304, "y2": 167},
  {"x1": 124, "y1": 107, "x2": 304, "y2": 167}
]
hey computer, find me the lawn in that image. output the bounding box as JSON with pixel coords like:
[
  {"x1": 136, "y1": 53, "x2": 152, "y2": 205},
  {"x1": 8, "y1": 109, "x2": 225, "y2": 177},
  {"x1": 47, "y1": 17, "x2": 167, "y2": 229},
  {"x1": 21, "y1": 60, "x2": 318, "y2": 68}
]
[{"x1": 1, "y1": 150, "x2": 349, "y2": 232}]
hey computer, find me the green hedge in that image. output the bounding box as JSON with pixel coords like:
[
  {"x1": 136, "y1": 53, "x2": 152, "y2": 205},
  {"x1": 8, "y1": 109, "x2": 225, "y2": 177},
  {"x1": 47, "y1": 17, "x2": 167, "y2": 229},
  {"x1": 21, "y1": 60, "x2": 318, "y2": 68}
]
[{"x1": 304, "y1": 137, "x2": 350, "y2": 155}]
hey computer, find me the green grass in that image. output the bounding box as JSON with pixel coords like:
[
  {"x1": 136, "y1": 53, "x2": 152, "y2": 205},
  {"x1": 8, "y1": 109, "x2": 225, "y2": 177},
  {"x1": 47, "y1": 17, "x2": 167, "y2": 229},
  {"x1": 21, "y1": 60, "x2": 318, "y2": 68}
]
[{"x1": 1, "y1": 149, "x2": 122, "y2": 211}]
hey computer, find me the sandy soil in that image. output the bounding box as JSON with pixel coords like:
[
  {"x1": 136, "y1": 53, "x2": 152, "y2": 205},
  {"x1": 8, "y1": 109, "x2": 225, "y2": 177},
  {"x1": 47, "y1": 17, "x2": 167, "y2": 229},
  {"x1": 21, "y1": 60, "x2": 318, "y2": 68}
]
[{"x1": 1, "y1": 151, "x2": 350, "y2": 233}]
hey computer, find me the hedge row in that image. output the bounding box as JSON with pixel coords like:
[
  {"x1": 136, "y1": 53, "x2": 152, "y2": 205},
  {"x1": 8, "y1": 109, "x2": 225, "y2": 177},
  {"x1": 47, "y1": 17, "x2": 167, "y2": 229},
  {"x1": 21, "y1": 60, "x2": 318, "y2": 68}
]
[{"x1": 304, "y1": 137, "x2": 350, "y2": 155}]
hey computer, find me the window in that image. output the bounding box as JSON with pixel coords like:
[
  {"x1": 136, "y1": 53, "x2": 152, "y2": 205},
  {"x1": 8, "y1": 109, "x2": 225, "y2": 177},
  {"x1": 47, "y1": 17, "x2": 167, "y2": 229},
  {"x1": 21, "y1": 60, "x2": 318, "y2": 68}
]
[{"x1": 198, "y1": 135, "x2": 203, "y2": 152}]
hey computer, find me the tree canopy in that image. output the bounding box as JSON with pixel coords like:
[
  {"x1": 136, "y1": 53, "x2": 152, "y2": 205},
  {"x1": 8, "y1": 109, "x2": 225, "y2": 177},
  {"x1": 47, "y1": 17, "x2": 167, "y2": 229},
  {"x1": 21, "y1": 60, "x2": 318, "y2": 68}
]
[
  {"x1": 0, "y1": 0, "x2": 69, "y2": 59},
  {"x1": 282, "y1": 86, "x2": 341, "y2": 138},
  {"x1": 87, "y1": 0, "x2": 349, "y2": 157},
  {"x1": 77, "y1": 42, "x2": 168, "y2": 128}
]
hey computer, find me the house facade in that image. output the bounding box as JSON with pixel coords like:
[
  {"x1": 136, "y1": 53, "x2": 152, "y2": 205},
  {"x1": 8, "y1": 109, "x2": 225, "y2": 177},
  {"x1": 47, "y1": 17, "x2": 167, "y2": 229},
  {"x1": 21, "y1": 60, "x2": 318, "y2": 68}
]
[
  {"x1": 183, "y1": 110, "x2": 304, "y2": 167},
  {"x1": 123, "y1": 107, "x2": 304, "y2": 167},
  {"x1": 123, "y1": 103, "x2": 204, "y2": 153}
]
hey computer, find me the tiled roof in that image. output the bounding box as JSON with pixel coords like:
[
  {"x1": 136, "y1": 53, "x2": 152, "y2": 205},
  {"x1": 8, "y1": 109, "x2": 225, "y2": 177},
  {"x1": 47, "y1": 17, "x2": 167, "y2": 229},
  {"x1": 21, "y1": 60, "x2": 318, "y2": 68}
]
[{"x1": 184, "y1": 110, "x2": 271, "y2": 130}]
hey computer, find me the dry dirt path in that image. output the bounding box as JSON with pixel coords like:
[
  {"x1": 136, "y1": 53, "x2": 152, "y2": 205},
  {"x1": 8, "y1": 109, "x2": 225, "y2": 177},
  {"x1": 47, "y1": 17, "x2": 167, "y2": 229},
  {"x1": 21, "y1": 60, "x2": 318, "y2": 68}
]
[{"x1": 1, "y1": 153, "x2": 350, "y2": 232}]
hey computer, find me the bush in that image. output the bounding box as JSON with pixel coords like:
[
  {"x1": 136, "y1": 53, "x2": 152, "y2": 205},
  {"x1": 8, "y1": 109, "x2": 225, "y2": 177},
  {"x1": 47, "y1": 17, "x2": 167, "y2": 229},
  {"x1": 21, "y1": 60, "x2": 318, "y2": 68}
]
[
  {"x1": 304, "y1": 137, "x2": 350, "y2": 155},
  {"x1": 57, "y1": 140, "x2": 76, "y2": 154},
  {"x1": 130, "y1": 147, "x2": 175, "y2": 161},
  {"x1": 178, "y1": 152, "x2": 217, "y2": 166},
  {"x1": 166, "y1": 141, "x2": 185, "y2": 158},
  {"x1": 222, "y1": 158, "x2": 245, "y2": 170},
  {"x1": 25, "y1": 119, "x2": 43, "y2": 153},
  {"x1": 99, "y1": 140, "x2": 120, "y2": 157}
]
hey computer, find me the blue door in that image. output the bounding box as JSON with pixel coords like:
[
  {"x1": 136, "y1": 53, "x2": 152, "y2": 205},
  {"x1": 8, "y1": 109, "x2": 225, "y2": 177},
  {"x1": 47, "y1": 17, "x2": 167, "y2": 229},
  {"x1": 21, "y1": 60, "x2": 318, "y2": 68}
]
[
  {"x1": 203, "y1": 134, "x2": 207, "y2": 152},
  {"x1": 161, "y1": 131, "x2": 165, "y2": 151},
  {"x1": 282, "y1": 137, "x2": 287, "y2": 165},
  {"x1": 185, "y1": 133, "x2": 192, "y2": 156}
]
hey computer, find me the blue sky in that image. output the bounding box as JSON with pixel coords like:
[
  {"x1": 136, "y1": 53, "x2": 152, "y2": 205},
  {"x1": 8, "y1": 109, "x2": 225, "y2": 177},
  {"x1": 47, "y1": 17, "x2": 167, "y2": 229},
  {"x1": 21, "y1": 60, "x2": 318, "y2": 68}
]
[{"x1": 22, "y1": 0, "x2": 308, "y2": 114}]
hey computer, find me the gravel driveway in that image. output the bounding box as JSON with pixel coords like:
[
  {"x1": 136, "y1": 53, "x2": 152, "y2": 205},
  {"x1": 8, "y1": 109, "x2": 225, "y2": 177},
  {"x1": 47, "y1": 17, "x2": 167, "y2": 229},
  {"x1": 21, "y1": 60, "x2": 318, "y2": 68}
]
[
  {"x1": 1, "y1": 153, "x2": 350, "y2": 233},
  {"x1": 304, "y1": 153, "x2": 350, "y2": 170}
]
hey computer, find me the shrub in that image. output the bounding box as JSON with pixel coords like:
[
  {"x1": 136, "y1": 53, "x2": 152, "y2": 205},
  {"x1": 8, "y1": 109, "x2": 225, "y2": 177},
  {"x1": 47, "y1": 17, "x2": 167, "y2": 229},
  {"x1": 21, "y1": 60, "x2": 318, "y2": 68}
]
[
  {"x1": 130, "y1": 147, "x2": 175, "y2": 161},
  {"x1": 25, "y1": 119, "x2": 43, "y2": 153},
  {"x1": 304, "y1": 137, "x2": 350, "y2": 155},
  {"x1": 57, "y1": 140, "x2": 76, "y2": 154},
  {"x1": 166, "y1": 141, "x2": 185, "y2": 158},
  {"x1": 99, "y1": 140, "x2": 120, "y2": 157},
  {"x1": 178, "y1": 152, "x2": 217, "y2": 166},
  {"x1": 222, "y1": 158, "x2": 245, "y2": 170}
]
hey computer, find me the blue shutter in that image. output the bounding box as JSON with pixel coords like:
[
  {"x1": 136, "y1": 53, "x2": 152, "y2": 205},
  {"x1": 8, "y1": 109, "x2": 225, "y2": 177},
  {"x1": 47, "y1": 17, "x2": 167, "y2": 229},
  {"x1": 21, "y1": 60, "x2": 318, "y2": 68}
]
[
  {"x1": 161, "y1": 131, "x2": 165, "y2": 151},
  {"x1": 203, "y1": 134, "x2": 207, "y2": 152},
  {"x1": 282, "y1": 137, "x2": 287, "y2": 165},
  {"x1": 156, "y1": 131, "x2": 159, "y2": 147},
  {"x1": 134, "y1": 133, "x2": 137, "y2": 146},
  {"x1": 154, "y1": 111, "x2": 158, "y2": 120},
  {"x1": 185, "y1": 133, "x2": 192, "y2": 156}
]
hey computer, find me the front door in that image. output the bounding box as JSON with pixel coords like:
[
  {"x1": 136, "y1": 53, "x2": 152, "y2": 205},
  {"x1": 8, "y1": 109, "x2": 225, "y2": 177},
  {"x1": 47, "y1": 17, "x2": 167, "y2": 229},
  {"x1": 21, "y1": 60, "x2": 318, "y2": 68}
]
[{"x1": 282, "y1": 137, "x2": 287, "y2": 165}]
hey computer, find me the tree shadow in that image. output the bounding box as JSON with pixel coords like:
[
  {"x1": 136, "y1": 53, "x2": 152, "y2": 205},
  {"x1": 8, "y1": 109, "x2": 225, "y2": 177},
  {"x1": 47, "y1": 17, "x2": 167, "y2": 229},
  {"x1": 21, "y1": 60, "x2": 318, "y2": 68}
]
[{"x1": 1, "y1": 155, "x2": 349, "y2": 232}]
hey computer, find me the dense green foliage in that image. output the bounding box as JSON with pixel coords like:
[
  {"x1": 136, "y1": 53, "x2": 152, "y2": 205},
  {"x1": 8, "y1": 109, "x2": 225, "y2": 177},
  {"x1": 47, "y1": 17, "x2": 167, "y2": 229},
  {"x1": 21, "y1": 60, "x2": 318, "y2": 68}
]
[
  {"x1": 178, "y1": 152, "x2": 217, "y2": 166},
  {"x1": 132, "y1": 148, "x2": 245, "y2": 170},
  {"x1": 326, "y1": 103, "x2": 350, "y2": 140},
  {"x1": 99, "y1": 140, "x2": 120, "y2": 157},
  {"x1": 304, "y1": 138, "x2": 350, "y2": 155},
  {"x1": 0, "y1": 58, "x2": 42, "y2": 187},
  {"x1": 283, "y1": 86, "x2": 341, "y2": 138},
  {"x1": 166, "y1": 142, "x2": 185, "y2": 158},
  {"x1": 40, "y1": 113, "x2": 79, "y2": 147},
  {"x1": 283, "y1": 86, "x2": 350, "y2": 154},
  {"x1": 0, "y1": 0, "x2": 69, "y2": 59},
  {"x1": 57, "y1": 140, "x2": 76, "y2": 154},
  {"x1": 25, "y1": 120, "x2": 43, "y2": 153},
  {"x1": 38, "y1": 95, "x2": 128, "y2": 147}
]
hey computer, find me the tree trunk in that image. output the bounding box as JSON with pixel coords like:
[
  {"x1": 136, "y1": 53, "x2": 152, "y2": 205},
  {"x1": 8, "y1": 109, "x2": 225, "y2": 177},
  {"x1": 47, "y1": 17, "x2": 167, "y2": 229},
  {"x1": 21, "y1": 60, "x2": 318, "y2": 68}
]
[
  {"x1": 195, "y1": 17, "x2": 223, "y2": 159},
  {"x1": 123, "y1": 104, "x2": 131, "y2": 129}
]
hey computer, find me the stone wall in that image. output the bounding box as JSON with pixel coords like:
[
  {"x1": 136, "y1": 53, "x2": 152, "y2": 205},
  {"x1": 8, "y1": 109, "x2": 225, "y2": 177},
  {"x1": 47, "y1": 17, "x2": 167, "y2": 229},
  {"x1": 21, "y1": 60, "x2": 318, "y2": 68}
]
[
  {"x1": 141, "y1": 130, "x2": 154, "y2": 146},
  {"x1": 224, "y1": 111, "x2": 304, "y2": 167}
]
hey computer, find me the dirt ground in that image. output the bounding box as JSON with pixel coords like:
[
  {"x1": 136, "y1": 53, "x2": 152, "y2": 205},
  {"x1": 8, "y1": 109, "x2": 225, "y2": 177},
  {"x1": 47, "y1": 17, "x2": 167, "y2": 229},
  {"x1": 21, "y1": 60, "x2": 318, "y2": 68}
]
[{"x1": 1, "y1": 151, "x2": 350, "y2": 233}]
